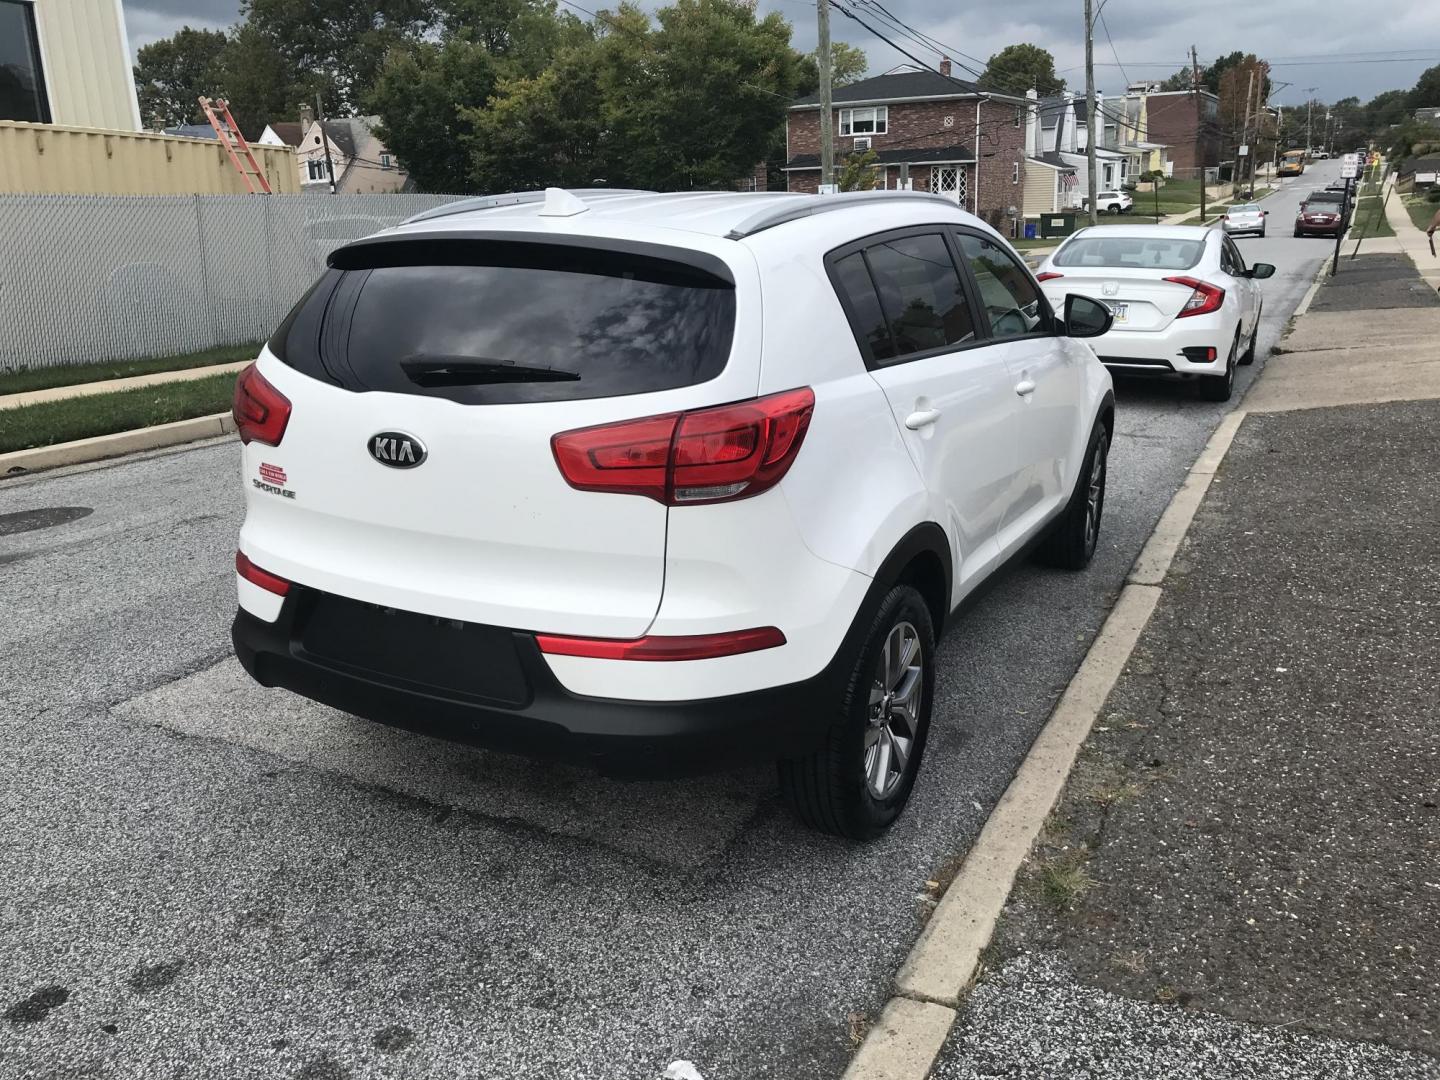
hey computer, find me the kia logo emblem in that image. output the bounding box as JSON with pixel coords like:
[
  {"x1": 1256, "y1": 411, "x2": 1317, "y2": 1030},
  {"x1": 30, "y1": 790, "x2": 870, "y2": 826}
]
[{"x1": 369, "y1": 431, "x2": 427, "y2": 469}]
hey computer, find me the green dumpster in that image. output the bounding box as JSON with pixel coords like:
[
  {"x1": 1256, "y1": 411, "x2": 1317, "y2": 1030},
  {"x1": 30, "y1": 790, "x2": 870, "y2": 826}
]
[{"x1": 1039, "y1": 213, "x2": 1078, "y2": 239}]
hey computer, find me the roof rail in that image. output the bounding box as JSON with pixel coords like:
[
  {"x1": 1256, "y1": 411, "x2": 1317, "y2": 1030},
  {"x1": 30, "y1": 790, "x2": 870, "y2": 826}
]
[
  {"x1": 401, "y1": 188, "x2": 656, "y2": 225},
  {"x1": 724, "y1": 190, "x2": 962, "y2": 240}
]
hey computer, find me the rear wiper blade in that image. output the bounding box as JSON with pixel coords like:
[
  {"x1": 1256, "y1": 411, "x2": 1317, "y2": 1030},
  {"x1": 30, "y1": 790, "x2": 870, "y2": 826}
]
[{"x1": 401, "y1": 355, "x2": 580, "y2": 386}]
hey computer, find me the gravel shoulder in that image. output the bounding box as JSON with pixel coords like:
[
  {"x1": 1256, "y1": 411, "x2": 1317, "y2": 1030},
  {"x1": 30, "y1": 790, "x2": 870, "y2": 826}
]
[{"x1": 934, "y1": 396, "x2": 1440, "y2": 1074}]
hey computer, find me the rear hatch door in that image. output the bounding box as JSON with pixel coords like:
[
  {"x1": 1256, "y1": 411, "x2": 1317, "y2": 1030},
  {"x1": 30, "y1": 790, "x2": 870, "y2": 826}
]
[{"x1": 241, "y1": 233, "x2": 755, "y2": 638}]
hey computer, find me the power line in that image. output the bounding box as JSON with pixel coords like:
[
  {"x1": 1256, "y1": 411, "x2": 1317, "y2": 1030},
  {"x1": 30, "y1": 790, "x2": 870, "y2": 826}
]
[{"x1": 1096, "y1": 9, "x2": 1129, "y2": 88}]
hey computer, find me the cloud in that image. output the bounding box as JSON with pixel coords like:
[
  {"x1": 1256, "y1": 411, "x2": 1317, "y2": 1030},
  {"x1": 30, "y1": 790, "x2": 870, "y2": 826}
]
[{"x1": 123, "y1": 1, "x2": 239, "y2": 56}]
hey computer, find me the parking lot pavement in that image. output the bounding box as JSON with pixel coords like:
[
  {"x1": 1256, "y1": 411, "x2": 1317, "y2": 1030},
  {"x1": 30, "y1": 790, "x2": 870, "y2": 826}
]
[
  {"x1": 0, "y1": 236, "x2": 1326, "y2": 1078},
  {"x1": 931, "y1": 398, "x2": 1440, "y2": 1068}
]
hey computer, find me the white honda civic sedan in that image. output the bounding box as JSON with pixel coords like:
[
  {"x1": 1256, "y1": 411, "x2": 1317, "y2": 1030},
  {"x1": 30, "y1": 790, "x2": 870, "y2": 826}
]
[{"x1": 1034, "y1": 225, "x2": 1274, "y2": 401}]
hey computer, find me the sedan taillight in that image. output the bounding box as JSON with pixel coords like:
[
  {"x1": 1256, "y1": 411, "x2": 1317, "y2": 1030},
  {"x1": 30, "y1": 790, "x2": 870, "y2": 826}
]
[
  {"x1": 1035, "y1": 272, "x2": 1064, "y2": 283},
  {"x1": 552, "y1": 388, "x2": 815, "y2": 505},
  {"x1": 1163, "y1": 276, "x2": 1226, "y2": 319},
  {"x1": 233, "y1": 364, "x2": 292, "y2": 446}
]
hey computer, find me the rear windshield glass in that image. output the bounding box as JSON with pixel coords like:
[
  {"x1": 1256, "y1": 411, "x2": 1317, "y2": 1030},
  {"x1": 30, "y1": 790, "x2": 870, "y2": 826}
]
[
  {"x1": 1052, "y1": 235, "x2": 1205, "y2": 271},
  {"x1": 1228, "y1": 204, "x2": 1260, "y2": 213},
  {"x1": 268, "y1": 240, "x2": 736, "y2": 405},
  {"x1": 1308, "y1": 190, "x2": 1343, "y2": 201}
]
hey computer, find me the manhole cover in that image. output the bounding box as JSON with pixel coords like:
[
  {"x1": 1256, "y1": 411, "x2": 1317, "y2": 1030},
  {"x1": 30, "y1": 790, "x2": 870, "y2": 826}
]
[{"x1": 0, "y1": 506, "x2": 94, "y2": 536}]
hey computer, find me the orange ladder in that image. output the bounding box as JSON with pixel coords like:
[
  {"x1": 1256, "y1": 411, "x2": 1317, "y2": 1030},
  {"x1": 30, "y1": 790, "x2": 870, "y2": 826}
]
[{"x1": 198, "y1": 96, "x2": 273, "y2": 194}]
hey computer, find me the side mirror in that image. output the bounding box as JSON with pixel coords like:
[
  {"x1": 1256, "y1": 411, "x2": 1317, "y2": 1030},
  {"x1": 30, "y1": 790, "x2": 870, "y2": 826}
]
[
  {"x1": 1263, "y1": 210, "x2": 1269, "y2": 215},
  {"x1": 1064, "y1": 294, "x2": 1114, "y2": 338},
  {"x1": 1248, "y1": 263, "x2": 1276, "y2": 280}
]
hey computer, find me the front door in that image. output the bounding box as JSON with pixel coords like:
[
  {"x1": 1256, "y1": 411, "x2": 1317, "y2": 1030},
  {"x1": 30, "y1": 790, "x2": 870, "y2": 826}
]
[
  {"x1": 931, "y1": 165, "x2": 967, "y2": 205},
  {"x1": 828, "y1": 229, "x2": 1021, "y2": 601},
  {"x1": 954, "y1": 230, "x2": 1082, "y2": 545}
]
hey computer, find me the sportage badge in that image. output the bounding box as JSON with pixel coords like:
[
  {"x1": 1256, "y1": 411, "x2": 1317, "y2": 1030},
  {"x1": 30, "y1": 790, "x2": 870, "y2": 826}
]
[{"x1": 369, "y1": 431, "x2": 427, "y2": 469}]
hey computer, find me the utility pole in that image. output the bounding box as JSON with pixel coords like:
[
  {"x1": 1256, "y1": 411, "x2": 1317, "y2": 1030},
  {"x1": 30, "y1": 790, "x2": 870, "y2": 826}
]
[
  {"x1": 1235, "y1": 68, "x2": 1254, "y2": 197},
  {"x1": 315, "y1": 92, "x2": 337, "y2": 195},
  {"x1": 1303, "y1": 87, "x2": 1318, "y2": 156},
  {"x1": 1192, "y1": 45, "x2": 1207, "y2": 220},
  {"x1": 816, "y1": 0, "x2": 834, "y2": 192},
  {"x1": 1084, "y1": 0, "x2": 1097, "y2": 225}
]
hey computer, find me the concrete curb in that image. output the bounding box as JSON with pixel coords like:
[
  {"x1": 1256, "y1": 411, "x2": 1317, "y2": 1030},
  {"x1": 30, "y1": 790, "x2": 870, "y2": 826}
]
[
  {"x1": 842, "y1": 409, "x2": 1252, "y2": 1080},
  {"x1": 0, "y1": 412, "x2": 235, "y2": 478},
  {"x1": 0, "y1": 360, "x2": 250, "y2": 412}
]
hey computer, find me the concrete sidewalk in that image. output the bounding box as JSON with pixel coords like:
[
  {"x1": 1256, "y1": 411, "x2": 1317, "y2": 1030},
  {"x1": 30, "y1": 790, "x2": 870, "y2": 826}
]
[
  {"x1": 932, "y1": 255, "x2": 1440, "y2": 1076},
  {"x1": 0, "y1": 361, "x2": 249, "y2": 412},
  {"x1": 1383, "y1": 180, "x2": 1440, "y2": 289}
]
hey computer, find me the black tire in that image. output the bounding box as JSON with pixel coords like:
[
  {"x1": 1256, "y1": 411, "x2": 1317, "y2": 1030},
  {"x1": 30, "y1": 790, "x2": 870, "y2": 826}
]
[
  {"x1": 1239, "y1": 307, "x2": 1261, "y2": 366},
  {"x1": 1200, "y1": 332, "x2": 1239, "y2": 401},
  {"x1": 778, "y1": 585, "x2": 935, "y2": 840},
  {"x1": 1293, "y1": 227, "x2": 1302, "y2": 237},
  {"x1": 1035, "y1": 423, "x2": 1109, "y2": 571},
  {"x1": 1259, "y1": 228, "x2": 1266, "y2": 238}
]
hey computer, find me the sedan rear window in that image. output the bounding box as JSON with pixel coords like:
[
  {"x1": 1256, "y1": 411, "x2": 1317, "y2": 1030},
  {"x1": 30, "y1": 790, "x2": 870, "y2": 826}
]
[
  {"x1": 1052, "y1": 235, "x2": 1205, "y2": 271},
  {"x1": 268, "y1": 239, "x2": 736, "y2": 405},
  {"x1": 1228, "y1": 204, "x2": 1260, "y2": 214}
]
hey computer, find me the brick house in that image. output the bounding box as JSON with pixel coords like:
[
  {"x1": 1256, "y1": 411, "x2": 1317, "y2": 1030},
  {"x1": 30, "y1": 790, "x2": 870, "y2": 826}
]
[
  {"x1": 783, "y1": 63, "x2": 1030, "y2": 231},
  {"x1": 1131, "y1": 88, "x2": 1220, "y2": 176}
]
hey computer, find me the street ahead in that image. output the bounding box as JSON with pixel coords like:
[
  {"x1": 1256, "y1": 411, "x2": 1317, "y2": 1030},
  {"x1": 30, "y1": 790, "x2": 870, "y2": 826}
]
[{"x1": 0, "y1": 173, "x2": 1338, "y2": 1080}]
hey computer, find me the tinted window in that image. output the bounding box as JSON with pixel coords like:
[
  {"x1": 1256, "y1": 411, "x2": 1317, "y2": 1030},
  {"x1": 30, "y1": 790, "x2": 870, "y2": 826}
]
[
  {"x1": 0, "y1": 1, "x2": 50, "y2": 123},
  {"x1": 831, "y1": 251, "x2": 895, "y2": 362},
  {"x1": 269, "y1": 241, "x2": 735, "y2": 405},
  {"x1": 1053, "y1": 235, "x2": 1205, "y2": 271},
  {"x1": 957, "y1": 233, "x2": 1049, "y2": 339},
  {"x1": 861, "y1": 234, "x2": 977, "y2": 361}
]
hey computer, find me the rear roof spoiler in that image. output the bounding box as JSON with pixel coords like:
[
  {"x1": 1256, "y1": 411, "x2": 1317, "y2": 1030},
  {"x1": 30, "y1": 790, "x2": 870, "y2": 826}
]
[{"x1": 401, "y1": 189, "x2": 656, "y2": 225}]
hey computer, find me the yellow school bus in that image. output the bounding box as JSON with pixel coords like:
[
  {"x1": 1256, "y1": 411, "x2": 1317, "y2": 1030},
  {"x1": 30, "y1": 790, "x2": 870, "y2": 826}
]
[{"x1": 1277, "y1": 149, "x2": 1307, "y2": 177}]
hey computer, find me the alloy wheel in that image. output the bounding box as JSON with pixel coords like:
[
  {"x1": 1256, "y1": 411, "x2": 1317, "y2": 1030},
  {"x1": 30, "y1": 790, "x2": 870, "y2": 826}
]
[
  {"x1": 1084, "y1": 433, "x2": 1108, "y2": 555},
  {"x1": 864, "y1": 621, "x2": 923, "y2": 799}
]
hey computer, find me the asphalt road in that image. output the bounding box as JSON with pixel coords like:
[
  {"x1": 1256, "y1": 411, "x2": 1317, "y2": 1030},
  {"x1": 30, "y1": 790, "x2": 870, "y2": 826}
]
[{"x1": 0, "y1": 176, "x2": 1337, "y2": 1080}]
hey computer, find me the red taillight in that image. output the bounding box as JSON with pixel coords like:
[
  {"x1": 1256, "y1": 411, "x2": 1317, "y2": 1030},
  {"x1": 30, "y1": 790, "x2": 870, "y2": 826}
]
[
  {"x1": 535, "y1": 626, "x2": 786, "y2": 661},
  {"x1": 235, "y1": 551, "x2": 291, "y2": 596},
  {"x1": 233, "y1": 364, "x2": 292, "y2": 446},
  {"x1": 1035, "y1": 271, "x2": 1064, "y2": 282},
  {"x1": 1163, "y1": 276, "x2": 1225, "y2": 318},
  {"x1": 551, "y1": 387, "x2": 815, "y2": 505}
]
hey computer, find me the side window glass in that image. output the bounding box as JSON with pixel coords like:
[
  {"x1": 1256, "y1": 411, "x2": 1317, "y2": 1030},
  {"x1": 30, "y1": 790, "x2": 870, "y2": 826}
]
[
  {"x1": 831, "y1": 251, "x2": 896, "y2": 362},
  {"x1": 956, "y1": 233, "x2": 1049, "y2": 339},
  {"x1": 861, "y1": 233, "x2": 977, "y2": 361},
  {"x1": 1226, "y1": 238, "x2": 1246, "y2": 274}
]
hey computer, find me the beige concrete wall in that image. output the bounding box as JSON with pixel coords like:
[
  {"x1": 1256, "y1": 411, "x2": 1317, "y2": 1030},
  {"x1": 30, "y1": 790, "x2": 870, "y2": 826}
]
[
  {"x1": 33, "y1": 0, "x2": 142, "y2": 131},
  {"x1": 0, "y1": 121, "x2": 301, "y2": 195}
]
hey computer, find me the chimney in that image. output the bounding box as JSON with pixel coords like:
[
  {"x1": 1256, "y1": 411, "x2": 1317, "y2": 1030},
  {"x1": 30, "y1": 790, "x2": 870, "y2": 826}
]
[
  {"x1": 1024, "y1": 88, "x2": 1039, "y2": 159},
  {"x1": 939, "y1": 57, "x2": 952, "y2": 78},
  {"x1": 299, "y1": 103, "x2": 314, "y2": 129}
]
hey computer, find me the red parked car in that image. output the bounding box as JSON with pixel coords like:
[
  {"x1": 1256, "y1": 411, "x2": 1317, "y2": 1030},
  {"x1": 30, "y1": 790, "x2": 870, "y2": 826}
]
[{"x1": 1294, "y1": 198, "x2": 1345, "y2": 238}]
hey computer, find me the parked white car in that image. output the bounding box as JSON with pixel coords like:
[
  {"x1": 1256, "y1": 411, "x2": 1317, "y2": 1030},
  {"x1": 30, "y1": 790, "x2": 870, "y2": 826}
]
[
  {"x1": 1035, "y1": 225, "x2": 1273, "y2": 401},
  {"x1": 1085, "y1": 190, "x2": 1134, "y2": 214},
  {"x1": 1222, "y1": 202, "x2": 1268, "y2": 238},
  {"x1": 231, "y1": 188, "x2": 1116, "y2": 838}
]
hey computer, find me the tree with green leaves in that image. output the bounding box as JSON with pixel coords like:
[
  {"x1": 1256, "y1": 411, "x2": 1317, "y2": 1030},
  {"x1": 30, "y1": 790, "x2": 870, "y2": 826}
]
[
  {"x1": 836, "y1": 148, "x2": 879, "y2": 191},
  {"x1": 239, "y1": 0, "x2": 435, "y2": 112},
  {"x1": 1408, "y1": 64, "x2": 1440, "y2": 110},
  {"x1": 208, "y1": 24, "x2": 310, "y2": 138},
  {"x1": 133, "y1": 27, "x2": 229, "y2": 129},
  {"x1": 796, "y1": 41, "x2": 867, "y2": 95},
  {"x1": 979, "y1": 44, "x2": 1063, "y2": 97},
  {"x1": 593, "y1": 0, "x2": 807, "y2": 191}
]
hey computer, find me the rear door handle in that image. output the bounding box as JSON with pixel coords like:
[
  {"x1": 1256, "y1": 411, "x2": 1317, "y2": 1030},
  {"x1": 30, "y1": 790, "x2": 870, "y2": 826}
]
[
  {"x1": 1015, "y1": 379, "x2": 1037, "y2": 397},
  {"x1": 904, "y1": 409, "x2": 941, "y2": 430}
]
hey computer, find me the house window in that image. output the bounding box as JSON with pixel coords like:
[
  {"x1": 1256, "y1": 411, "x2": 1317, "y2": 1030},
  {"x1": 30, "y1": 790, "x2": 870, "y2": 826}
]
[
  {"x1": 1014, "y1": 106, "x2": 1023, "y2": 128},
  {"x1": 1012, "y1": 162, "x2": 1020, "y2": 184},
  {"x1": 380, "y1": 153, "x2": 393, "y2": 169},
  {"x1": 0, "y1": 0, "x2": 52, "y2": 124},
  {"x1": 839, "y1": 106, "x2": 887, "y2": 136},
  {"x1": 306, "y1": 159, "x2": 329, "y2": 182}
]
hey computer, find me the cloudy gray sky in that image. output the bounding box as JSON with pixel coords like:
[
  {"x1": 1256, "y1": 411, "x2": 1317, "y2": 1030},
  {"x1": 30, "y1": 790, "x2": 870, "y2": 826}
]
[{"x1": 123, "y1": 0, "x2": 1440, "y2": 105}]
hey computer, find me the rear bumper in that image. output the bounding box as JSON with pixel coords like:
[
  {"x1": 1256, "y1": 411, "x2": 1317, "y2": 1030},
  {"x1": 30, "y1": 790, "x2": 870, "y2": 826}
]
[
  {"x1": 1294, "y1": 220, "x2": 1342, "y2": 236},
  {"x1": 1090, "y1": 316, "x2": 1231, "y2": 378},
  {"x1": 232, "y1": 593, "x2": 837, "y2": 777}
]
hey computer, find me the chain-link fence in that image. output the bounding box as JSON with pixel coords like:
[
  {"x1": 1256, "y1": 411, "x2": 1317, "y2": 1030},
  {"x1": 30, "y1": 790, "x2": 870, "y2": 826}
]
[{"x1": 0, "y1": 192, "x2": 464, "y2": 372}]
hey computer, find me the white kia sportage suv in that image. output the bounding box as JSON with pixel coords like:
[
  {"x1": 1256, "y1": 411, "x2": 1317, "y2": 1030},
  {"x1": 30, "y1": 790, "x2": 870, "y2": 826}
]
[{"x1": 231, "y1": 188, "x2": 1116, "y2": 838}]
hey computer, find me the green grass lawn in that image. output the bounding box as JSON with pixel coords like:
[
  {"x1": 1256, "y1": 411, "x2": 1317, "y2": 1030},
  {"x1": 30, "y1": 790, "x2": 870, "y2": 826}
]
[
  {"x1": 1405, "y1": 196, "x2": 1440, "y2": 233},
  {"x1": 0, "y1": 343, "x2": 259, "y2": 398},
  {"x1": 1011, "y1": 238, "x2": 1057, "y2": 250},
  {"x1": 0, "y1": 372, "x2": 237, "y2": 454},
  {"x1": 1350, "y1": 195, "x2": 1395, "y2": 239}
]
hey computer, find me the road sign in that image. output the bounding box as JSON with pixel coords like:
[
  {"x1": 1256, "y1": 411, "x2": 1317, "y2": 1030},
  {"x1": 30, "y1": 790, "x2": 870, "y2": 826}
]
[
  {"x1": 1238, "y1": 144, "x2": 1249, "y2": 157},
  {"x1": 1340, "y1": 153, "x2": 1360, "y2": 179}
]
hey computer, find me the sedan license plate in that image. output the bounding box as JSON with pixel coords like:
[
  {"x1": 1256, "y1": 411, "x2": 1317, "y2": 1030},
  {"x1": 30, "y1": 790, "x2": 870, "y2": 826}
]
[{"x1": 1109, "y1": 302, "x2": 1128, "y2": 323}]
